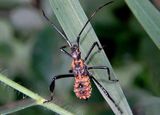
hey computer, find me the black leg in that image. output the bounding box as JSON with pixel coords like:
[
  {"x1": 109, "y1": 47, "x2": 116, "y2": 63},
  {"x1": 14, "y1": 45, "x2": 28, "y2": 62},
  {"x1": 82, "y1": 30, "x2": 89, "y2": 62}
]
[
  {"x1": 90, "y1": 76, "x2": 123, "y2": 114},
  {"x1": 68, "y1": 69, "x2": 73, "y2": 73},
  {"x1": 60, "y1": 45, "x2": 72, "y2": 58},
  {"x1": 88, "y1": 66, "x2": 118, "y2": 82},
  {"x1": 84, "y1": 42, "x2": 102, "y2": 62},
  {"x1": 44, "y1": 74, "x2": 74, "y2": 103}
]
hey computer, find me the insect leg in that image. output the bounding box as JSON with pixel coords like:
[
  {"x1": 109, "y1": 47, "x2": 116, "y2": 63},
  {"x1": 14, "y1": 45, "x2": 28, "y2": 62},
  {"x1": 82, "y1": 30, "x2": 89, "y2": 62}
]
[
  {"x1": 44, "y1": 74, "x2": 74, "y2": 103},
  {"x1": 60, "y1": 45, "x2": 73, "y2": 58},
  {"x1": 88, "y1": 66, "x2": 118, "y2": 82},
  {"x1": 84, "y1": 42, "x2": 102, "y2": 62},
  {"x1": 68, "y1": 69, "x2": 73, "y2": 73},
  {"x1": 90, "y1": 76, "x2": 123, "y2": 114}
]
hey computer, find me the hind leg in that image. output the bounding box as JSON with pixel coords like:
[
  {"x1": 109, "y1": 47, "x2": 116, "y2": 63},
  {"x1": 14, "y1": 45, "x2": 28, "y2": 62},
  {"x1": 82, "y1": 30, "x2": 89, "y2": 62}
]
[{"x1": 44, "y1": 74, "x2": 74, "y2": 103}]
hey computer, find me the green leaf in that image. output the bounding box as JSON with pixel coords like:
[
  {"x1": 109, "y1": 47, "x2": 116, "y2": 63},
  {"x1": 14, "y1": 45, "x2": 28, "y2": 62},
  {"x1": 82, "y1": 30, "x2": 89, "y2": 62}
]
[
  {"x1": 49, "y1": 0, "x2": 132, "y2": 114},
  {"x1": 125, "y1": 0, "x2": 160, "y2": 49}
]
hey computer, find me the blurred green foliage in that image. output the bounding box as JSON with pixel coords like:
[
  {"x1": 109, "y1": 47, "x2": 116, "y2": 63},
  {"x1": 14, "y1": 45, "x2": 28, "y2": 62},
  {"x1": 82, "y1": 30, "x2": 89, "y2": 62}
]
[{"x1": 0, "y1": 0, "x2": 160, "y2": 115}]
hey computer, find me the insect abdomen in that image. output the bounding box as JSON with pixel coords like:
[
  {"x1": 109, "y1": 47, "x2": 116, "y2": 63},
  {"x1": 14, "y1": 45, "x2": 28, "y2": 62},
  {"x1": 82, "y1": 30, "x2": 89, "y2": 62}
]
[{"x1": 74, "y1": 75, "x2": 92, "y2": 99}]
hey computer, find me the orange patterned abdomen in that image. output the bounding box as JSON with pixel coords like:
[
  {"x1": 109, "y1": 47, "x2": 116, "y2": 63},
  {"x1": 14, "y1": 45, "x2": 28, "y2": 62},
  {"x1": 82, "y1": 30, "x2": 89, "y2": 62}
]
[{"x1": 74, "y1": 75, "x2": 92, "y2": 99}]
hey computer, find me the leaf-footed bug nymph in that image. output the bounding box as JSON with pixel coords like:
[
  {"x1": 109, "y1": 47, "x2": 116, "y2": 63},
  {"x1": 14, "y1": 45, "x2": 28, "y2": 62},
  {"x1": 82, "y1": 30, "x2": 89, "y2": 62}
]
[{"x1": 42, "y1": 1, "x2": 122, "y2": 114}]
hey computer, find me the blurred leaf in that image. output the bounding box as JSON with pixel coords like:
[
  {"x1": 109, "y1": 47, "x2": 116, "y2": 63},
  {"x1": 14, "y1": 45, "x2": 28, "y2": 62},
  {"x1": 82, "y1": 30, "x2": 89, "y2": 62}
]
[
  {"x1": 115, "y1": 62, "x2": 143, "y2": 87},
  {"x1": 0, "y1": 42, "x2": 13, "y2": 59},
  {"x1": 0, "y1": 0, "x2": 31, "y2": 8},
  {"x1": 133, "y1": 96, "x2": 160, "y2": 115},
  {"x1": 125, "y1": 87, "x2": 160, "y2": 115},
  {"x1": 49, "y1": 0, "x2": 132, "y2": 114},
  {"x1": 10, "y1": 7, "x2": 43, "y2": 31},
  {"x1": 139, "y1": 38, "x2": 160, "y2": 95},
  {"x1": 0, "y1": 20, "x2": 13, "y2": 42},
  {"x1": 125, "y1": 0, "x2": 160, "y2": 49},
  {"x1": 32, "y1": 28, "x2": 57, "y2": 78}
]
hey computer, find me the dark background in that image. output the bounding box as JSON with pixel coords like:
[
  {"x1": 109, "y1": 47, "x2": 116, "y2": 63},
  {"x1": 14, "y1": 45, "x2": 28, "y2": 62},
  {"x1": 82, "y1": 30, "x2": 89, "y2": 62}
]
[{"x1": 0, "y1": 0, "x2": 160, "y2": 114}]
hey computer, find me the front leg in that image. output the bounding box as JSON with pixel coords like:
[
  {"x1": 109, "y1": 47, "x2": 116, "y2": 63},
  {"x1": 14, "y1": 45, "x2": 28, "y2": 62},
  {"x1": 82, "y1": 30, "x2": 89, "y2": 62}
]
[
  {"x1": 84, "y1": 42, "x2": 102, "y2": 62},
  {"x1": 60, "y1": 45, "x2": 72, "y2": 58},
  {"x1": 88, "y1": 66, "x2": 118, "y2": 82},
  {"x1": 44, "y1": 74, "x2": 74, "y2": 103}
]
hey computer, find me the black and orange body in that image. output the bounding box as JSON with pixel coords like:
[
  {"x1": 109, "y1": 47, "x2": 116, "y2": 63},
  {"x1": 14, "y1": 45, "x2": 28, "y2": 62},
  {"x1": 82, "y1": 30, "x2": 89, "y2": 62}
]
[
  {"x1": 71, "y1": 59, "x2": 91, "y2": 99},
  {"x1": 74, "y1": 75, "x2": 91, "y2": 99},
  {"x1": 43, "y1": 1, "x2": 123, "y2": 114}
]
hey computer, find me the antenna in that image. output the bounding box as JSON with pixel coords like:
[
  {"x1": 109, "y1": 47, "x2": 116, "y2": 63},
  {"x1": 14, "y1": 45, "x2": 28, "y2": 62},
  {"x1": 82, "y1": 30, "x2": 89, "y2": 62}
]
[
  {"x1": 42, "y1": 10, "x2": 72, "y2": 47},
  {"x1": 76, "y1": 1, "x2": 113, "y2": 46}
]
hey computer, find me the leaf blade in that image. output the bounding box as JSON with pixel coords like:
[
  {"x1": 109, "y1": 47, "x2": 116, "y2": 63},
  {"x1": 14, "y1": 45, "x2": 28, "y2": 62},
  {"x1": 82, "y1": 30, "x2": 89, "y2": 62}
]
[{"x1": 125, "y1": 0, "x2": 160, "y2": 49}]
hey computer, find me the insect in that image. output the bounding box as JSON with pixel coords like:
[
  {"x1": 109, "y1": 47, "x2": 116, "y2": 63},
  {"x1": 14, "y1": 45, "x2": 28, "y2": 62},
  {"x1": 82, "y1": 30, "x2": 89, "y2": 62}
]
[{"x1": 43, "y1": 1, "x2": 122, "y2": 114}]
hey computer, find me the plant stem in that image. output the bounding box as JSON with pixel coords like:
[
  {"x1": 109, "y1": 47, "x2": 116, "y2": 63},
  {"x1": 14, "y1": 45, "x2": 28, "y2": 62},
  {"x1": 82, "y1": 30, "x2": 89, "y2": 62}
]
[{"x1": 0, "y1": 74, "x2": 73, "y2": 115}]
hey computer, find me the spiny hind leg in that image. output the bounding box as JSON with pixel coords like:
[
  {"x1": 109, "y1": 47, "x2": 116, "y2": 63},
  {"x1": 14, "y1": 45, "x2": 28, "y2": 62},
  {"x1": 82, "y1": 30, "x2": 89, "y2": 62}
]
[
  {"x1": 44, "y1": 74, "x2": 74, "y2": 103},
  {"x1": 90, "y1": 76, "x2": 122, "y2": 114}
]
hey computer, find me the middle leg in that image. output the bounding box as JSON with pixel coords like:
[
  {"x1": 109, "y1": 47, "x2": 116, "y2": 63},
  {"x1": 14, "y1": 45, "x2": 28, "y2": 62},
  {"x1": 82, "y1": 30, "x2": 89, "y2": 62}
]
[
  {"x1": 84, "y1": 41, "x2": 102, "y2": 62},
  {"x1": 88, "y1": 66, "x2": 118, "y2": 82}
]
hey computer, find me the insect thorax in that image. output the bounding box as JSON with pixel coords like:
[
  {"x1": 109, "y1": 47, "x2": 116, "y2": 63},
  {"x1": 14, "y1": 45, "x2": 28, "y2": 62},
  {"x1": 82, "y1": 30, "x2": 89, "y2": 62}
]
[{"x1": 71, "y1": 59, "x2": 88, "y2": 75}]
